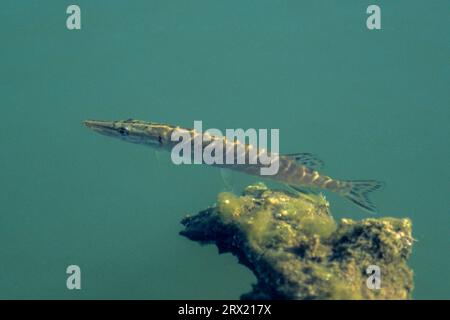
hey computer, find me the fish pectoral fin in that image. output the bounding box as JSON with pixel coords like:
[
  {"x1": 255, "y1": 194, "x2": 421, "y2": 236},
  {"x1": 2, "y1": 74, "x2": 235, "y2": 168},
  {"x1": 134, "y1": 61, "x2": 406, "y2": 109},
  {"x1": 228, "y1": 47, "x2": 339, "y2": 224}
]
[
  {"x1": 285, "y1": 153, "x2": 324, "y2": 170},
  {"x1": 153, "y1": 150, "x2": 164, "y2": 169},
  {"x1": 154, "y1": 150, "x2": 164, "y2": 160}
]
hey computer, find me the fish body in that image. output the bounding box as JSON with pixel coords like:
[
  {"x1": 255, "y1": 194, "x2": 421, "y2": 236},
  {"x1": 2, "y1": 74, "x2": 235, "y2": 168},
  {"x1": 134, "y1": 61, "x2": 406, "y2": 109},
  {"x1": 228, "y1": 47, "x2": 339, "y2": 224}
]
[{"x1": 84, "y1": 119, "x2": 384, "y2": 213}]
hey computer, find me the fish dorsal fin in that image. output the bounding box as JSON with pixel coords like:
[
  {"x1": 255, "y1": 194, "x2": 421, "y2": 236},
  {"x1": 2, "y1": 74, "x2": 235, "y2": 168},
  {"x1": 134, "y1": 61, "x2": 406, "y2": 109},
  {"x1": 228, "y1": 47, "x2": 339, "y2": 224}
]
[{"x1": 285, "y1": 153, "x2": 324, "y2": 170}]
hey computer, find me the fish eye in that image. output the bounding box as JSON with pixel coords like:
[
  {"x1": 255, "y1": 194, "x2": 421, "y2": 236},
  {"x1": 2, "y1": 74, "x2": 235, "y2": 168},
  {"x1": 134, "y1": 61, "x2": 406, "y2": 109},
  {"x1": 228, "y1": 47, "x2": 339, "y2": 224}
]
[{"x1": 118, "y1": 127, "x2": 129, "y2": 136}]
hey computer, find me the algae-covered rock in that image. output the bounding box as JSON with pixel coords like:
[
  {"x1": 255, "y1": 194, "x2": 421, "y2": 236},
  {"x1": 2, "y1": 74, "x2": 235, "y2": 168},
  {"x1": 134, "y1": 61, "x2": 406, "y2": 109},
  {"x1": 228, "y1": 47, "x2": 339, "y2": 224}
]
[{"x1": 180, "y1": 183, "x2": 414, "y2": 300}]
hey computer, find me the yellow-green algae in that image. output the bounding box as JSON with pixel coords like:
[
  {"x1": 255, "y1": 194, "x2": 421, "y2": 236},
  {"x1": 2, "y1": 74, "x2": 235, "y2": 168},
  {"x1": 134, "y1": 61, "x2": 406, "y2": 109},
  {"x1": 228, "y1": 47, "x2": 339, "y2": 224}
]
[{"x1": 180, "y1": 183, "x2": 414, "y2": 300}]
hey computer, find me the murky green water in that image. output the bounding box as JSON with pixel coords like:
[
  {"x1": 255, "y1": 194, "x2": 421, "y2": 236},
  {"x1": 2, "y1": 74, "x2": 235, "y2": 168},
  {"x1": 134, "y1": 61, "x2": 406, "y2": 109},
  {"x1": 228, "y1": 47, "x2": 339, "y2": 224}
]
[{"x1": 0, "y1": 1, "x2": 448, "y2": 299}]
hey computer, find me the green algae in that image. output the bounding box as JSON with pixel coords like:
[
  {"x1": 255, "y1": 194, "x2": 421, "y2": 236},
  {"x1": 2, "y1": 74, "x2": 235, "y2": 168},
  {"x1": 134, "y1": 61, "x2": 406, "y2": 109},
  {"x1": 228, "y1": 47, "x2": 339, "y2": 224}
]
[
  {"x1": 217, "y1": 183, "x2": 337, "y2": 247},
  {"x1": 180, "y1": 183, "x2": 414, "y2": 300}
]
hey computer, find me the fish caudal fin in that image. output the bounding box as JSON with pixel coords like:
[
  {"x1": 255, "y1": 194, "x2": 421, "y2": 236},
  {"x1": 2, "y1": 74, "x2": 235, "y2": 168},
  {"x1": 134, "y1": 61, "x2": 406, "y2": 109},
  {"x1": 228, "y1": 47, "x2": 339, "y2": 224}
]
[{"x1": 341, "y1": 180, "x2": 385, "y2": 214}]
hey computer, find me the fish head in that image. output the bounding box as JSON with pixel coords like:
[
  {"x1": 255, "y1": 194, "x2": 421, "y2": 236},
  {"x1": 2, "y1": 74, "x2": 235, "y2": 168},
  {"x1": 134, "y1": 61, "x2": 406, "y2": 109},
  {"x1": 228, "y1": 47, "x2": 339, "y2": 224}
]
[{"x1": 84, "y1": 119, "x2": 163, "y2": 148}]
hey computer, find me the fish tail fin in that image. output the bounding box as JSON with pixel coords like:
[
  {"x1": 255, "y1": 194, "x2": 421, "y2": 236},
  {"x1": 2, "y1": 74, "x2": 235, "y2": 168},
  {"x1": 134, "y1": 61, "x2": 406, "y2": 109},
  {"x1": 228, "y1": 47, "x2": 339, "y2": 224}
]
[{"x1": 340, "y1": 180, "x2": 385, "y2": 214}]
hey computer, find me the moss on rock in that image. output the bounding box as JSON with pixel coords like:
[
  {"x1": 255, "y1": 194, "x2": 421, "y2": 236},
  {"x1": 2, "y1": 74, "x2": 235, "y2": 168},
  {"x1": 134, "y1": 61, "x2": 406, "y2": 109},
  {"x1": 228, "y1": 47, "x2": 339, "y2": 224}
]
[{"x1": 180, "y1": 183, "x2": 414, "y2": 300}]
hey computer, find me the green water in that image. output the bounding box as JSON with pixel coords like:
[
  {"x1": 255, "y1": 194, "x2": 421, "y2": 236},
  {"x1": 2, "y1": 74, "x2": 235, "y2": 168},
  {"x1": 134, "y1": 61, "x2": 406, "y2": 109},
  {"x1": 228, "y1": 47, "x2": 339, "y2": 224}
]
[{"x1": 0, "y1": 1, "x2": 449, "y2": 299}]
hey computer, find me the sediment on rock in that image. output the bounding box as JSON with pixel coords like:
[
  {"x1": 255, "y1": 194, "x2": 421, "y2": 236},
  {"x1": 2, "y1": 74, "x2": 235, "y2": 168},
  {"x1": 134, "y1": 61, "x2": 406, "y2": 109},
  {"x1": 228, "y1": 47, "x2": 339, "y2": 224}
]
[{"x1": 180, "y1": 183, "x2": 414, "y2": 300}]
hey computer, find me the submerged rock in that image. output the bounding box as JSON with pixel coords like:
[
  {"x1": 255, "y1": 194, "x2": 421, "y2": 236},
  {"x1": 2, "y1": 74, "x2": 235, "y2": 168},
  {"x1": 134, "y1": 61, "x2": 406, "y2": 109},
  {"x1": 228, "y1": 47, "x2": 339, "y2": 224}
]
[{"x1": 180, "y1": 183, "x2": 414, "y2": 300}]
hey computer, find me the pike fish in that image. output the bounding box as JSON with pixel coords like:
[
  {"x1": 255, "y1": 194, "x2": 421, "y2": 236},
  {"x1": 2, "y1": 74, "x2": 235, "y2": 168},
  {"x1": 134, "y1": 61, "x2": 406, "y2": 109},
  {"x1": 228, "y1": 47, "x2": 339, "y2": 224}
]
[{"x1": 84, "y1": 119, "x2": 384, "y2": 213}]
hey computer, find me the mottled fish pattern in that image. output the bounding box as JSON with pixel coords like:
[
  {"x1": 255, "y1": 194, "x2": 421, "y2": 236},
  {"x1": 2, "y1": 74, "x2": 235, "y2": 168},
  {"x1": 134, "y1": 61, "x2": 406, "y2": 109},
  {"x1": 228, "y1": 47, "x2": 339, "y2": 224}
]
[{"x1": 84, "y1": 119, "x2": 384, "y2": 213}]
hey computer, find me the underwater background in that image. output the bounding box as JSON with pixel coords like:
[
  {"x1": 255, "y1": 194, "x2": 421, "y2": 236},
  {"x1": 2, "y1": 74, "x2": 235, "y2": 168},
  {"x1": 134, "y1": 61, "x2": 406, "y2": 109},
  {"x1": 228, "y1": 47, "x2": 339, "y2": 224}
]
[{"x1": 0, "y1": 0, "x2": 448, "y2": 299}]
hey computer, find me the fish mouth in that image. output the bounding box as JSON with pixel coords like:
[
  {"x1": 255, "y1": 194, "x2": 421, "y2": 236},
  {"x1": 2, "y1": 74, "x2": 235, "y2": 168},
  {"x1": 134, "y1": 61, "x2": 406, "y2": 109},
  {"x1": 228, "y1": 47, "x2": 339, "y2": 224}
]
[
  {"x1": 83, "y1": 119, "x2": 118, "y2": 137},
  {"x1": 84, "y1": 119, "x2": 114, "y2": 130}
]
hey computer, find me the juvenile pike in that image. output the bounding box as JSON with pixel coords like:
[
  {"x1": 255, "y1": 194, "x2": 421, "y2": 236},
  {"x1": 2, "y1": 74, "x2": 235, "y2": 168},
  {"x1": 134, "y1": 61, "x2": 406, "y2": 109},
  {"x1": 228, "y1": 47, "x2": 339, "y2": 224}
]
[{"x1": 84, "y1": 119, "x2": 384, "y2": 213}]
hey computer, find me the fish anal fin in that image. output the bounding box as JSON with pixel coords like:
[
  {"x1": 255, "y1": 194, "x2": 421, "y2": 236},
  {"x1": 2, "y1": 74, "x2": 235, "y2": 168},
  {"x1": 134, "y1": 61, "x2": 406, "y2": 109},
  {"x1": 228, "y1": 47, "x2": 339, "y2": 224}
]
[
  {"x1": 285, "y1": 153, "x2": 324, "y2": 170},
  {"x1": 287, "y1": 184, "x2": 319, "y2": 195}
]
